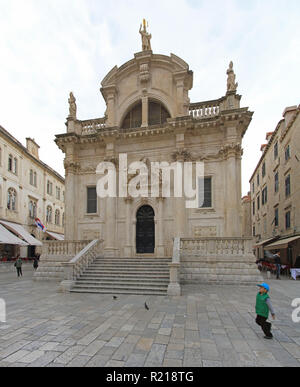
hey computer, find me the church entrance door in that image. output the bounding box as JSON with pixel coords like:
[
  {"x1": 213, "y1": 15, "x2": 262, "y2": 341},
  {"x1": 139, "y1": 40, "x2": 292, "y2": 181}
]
[{"x1": 136, "y1": 205, "x2": 155, "y2": 254}]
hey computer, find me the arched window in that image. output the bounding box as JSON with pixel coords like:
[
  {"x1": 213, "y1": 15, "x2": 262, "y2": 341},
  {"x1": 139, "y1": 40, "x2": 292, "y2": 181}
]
[
  {"x1": 29, "y1": 200, "x2": 37, "y2": 218},
  {"x1": 55, "y1": 209, "x2": 60, "y2": 226},
  {"x1": 121, "y1": 100, "x2": 170, "y2": 129},
  {"x1": 7, "y1": 188, "x2": 17, "y2": 211},
  {"x1": 122, "y1": 102, "x2": 142, "y2": 129},
  {"x1": 46, "y1": 206, "x2": 52, "y2": 223},
  {"x1": 148, "y1": 101, "x2": 170, "y2": 126}
]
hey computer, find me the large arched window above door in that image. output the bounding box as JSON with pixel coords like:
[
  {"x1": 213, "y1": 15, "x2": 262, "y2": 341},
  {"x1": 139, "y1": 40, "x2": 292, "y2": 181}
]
[{"x1": 148, "y1": 100, "x2": 170, "y2": 126}]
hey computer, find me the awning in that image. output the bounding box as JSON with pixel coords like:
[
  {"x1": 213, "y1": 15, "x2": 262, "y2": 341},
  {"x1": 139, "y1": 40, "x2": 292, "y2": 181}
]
[
  {"x1": 0, "y1": 220, "x2": 42, "y2": 246},
  {"x1": 264, "y1": 236, "x2": 300, "y2": 250},
  {"x1": 0, "y1": 224, "x2": 29, "y2": 246},
  {"x1": 45, "y1": 231, "x2": 64, "y2": 241},
  {"x1": 254, "y1": 238, "x2": 277, "y2": 248}
]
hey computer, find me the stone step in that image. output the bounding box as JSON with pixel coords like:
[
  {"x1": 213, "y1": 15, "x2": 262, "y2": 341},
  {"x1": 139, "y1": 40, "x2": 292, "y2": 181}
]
[
  {"x1": 70, "y1": 288, "x2": 168, "y2": 296},
  {"x1": 71, "y1": 283, "x2": 168, "y2": 291},
  {"x1": 71, "y1": 256, "x2": 170, "y2": 295},
  {"x1": 81, "y1": 273, "x2": 170, "y2": 279},
  {"x1": 77, "y1": 277, "x2": 170, "y2": 284}
]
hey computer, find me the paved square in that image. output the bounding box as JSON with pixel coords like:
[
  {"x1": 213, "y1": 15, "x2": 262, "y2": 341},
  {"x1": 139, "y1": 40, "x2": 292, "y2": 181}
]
[{"x1": 0, "y1": 270, "x2": 299, "y2": 367}]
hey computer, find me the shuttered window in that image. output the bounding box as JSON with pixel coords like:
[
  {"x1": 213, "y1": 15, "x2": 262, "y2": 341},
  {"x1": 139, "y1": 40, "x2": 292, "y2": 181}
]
[
  {"x1": 87, "y1": 187, "x2": 97, "y2": 214},
  {"x1": 199, "y1": 177, "x2": 212, "y2": 208}
]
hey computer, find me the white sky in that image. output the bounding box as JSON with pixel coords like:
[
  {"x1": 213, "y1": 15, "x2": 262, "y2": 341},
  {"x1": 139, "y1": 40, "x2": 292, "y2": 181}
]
[{"x1": 0, "y1": 0, "x2": 299, "y2": 195}]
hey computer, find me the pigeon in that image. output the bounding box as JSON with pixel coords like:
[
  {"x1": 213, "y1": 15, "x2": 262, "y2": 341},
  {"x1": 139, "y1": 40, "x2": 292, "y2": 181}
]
[
  {"x1": 113, "y1": 296, "x2": 118, "y2": 300},
  {"x1": 145, "y1": 302, "x2": 149, "y2": 310}
]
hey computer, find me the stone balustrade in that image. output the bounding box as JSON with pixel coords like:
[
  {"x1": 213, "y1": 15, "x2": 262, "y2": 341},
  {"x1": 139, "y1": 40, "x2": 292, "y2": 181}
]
[
  {"x1": 81, "y1": 118, "x2": 106, "y2": 135},
  {"x1": 189, "y1": 100, "x2": 220, "y2": 119},
  {"x1": 181, "y1": 237, "x2": 253, "y2": 256},
  {"x1": 59, "y1": 239, "x2": 104, "y2": 292},
  {"x1": 175, "y1": 237, "x2": 262, "y2": 285},
  {"x1": 34, "y1": 240, "x2": 97, "y2": 282},
  {"x1": 42, "y1": 240, "x2": 91, "y2": 259}
]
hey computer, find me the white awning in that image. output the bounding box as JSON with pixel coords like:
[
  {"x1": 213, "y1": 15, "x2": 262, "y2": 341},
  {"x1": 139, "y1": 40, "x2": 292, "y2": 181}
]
[
  {"x1": 0, "y1": 224, "x2": 29, "y2": 246},
  {"x1": 264, "y1": 236, "x2": 300, "y2": 250},
  {"x1": 254, "y1": 238, "x2": 277, "y2": 248},
  {"x1": 46, "y1": 231, "x2": 64, "y2": 241},
  {"x1": 0, "y1": 220, "x2": 42, "y2": 246}
]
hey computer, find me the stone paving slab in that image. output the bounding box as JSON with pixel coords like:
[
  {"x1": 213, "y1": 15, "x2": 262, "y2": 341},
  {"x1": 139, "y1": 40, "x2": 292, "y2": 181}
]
[{"x1": 0, "y1": 270, "x2": 300, "y2": 367}]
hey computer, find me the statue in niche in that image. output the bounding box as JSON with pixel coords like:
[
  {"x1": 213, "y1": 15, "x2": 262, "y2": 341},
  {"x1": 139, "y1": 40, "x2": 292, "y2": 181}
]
[
  {"x1": 226, "y1": 61, "x2": 238, "y2": 92},
  {"x1": 139, "y1": 19, "x2": 152, "y2": 51},
  {"x1": 68, "y1": 92, "x2": 77, "y2": 119}
]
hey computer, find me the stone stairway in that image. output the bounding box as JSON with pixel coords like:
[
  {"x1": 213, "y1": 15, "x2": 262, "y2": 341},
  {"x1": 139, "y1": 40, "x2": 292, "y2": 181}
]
[{"x1": 70, "y1": 257, "x2": 172, "y2": 295}]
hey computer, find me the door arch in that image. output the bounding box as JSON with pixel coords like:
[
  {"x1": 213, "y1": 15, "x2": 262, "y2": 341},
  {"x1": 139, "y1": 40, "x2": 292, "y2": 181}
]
[{"x1": 136, "y1": 205, "x2": 155, "y2": 254}]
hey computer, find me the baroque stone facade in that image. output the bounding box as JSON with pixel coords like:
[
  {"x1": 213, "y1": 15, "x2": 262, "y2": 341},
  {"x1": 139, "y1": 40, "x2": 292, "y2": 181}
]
[
  {"x1": 0, "y1": 126, "x2": 65, "y2": 258},
  {"x1": 55, "y1": 34, "x2": 253, "y2": 260},
  {"x1": 250, "y1": 105, "x2": 300, "y2": 265}
]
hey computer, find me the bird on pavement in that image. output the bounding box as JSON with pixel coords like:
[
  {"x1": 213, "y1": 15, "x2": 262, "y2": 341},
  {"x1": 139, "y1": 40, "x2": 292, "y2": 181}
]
[{"x1": 145, "y1": 302, "x2": 149, "y2": 310}]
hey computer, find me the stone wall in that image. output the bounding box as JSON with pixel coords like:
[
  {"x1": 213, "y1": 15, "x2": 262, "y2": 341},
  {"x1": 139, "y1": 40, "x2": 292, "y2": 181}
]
[{"x1": 180, "y1": 238, "x2": 263, "y2": 285}]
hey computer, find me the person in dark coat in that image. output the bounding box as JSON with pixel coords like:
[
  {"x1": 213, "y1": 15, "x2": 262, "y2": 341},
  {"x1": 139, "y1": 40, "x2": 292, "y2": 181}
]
[
  {"x1": 14, "y1": 255, "x2": 23, "y2": 277},
  {"x1": 274, "y1": 253, "x2": 281, "y2": 280},
  {"x1": 33, "y1": 257, "x2": 39, "y2": 271}
]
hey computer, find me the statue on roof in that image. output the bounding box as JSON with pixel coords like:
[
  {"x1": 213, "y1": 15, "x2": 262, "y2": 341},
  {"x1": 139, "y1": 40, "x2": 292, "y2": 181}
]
[
  {"x1": 139, "y1": 19, "x2": 152, "y2": 51},
  {"x1": 226, "y1": 61, "x2": 238, "y2": 93},
  {"x1": 68, "y1": 92, "x2": 77, "y2": 119}
]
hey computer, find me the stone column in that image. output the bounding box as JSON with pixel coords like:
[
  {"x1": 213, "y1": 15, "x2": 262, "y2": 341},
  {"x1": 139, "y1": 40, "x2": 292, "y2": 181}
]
[
  {"x1": 104, "y1": 196, "x2": 117, "y2": 257},
  {"x1": 103, "y1": 139, "x2": 118, "y2": 257},
  {"x1": 225, "y1": 146, "x2": 241, "y2": 237},
  {"x1": 156, "y1": 197, "x2": 165, "y2": 257},
  {"x1": 64, "y1": 144, "x2": 79, "y2": 240},
  {"x1": 124, "y1": 197, "x2": 133, "y2": 256},
  {"x1": 141, "y1": 95, "x2": 148, "y2": 128}
]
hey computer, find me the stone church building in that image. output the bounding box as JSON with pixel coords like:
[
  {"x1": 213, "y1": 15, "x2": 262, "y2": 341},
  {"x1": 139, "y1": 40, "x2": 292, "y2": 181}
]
[{"x1": 46, "y1": 23, "x2": 262, "y2": 290}]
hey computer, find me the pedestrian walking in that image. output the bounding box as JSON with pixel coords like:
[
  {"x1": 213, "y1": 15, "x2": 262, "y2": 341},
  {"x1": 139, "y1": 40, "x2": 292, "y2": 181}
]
[
  {"x1": 33, "y1": 257, "x2": 39, "y2": 271},
  {"x1": 14, "y1": 255, "x2": 23, "y2": 278},
  {"x1": 274, "y1": 253, "x2": 281, "y2": 280},
  {"x1": 255, "y1": 283, "x2": 275, "y2": 339}
]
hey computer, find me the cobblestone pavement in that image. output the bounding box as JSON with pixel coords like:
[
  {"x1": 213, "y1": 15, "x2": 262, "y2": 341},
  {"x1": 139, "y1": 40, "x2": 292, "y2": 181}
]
[{"x1": 0, "y1": 270, "x2": 299, "y2": 367}]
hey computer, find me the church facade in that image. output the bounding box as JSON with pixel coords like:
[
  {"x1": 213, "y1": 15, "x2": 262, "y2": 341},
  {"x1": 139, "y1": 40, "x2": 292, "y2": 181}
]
[{"x1": 55, "y1": 25, "x2": 253, "y2": 259}]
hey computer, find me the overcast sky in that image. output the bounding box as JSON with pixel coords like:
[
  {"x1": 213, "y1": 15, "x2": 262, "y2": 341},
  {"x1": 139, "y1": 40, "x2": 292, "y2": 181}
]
[{"x1": 0, "y1": 0, "x2": 299, "y2": 195}]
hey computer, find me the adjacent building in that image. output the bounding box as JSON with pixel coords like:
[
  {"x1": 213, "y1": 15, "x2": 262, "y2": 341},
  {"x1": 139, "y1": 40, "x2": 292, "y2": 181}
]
[
  {"x1": 250, "y1": 105, "x2": 300, "y2": 266},
  {"x1": 0, "y1": 125, "x2": 65, "y2": 258}
]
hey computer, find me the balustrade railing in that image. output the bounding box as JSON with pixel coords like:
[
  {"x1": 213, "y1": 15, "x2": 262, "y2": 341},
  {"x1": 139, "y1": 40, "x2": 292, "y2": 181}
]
[
  {"x1": 180, "y1": 237, "x2": 253, "y2": 256},
  {"x1": 189, "y1": 100, "x2": 220, "y2": 119},
  {"x1": 42, "y1": 240, "x2": 90, "y2": 258},
  {"x1": 81, "y1": 118, "x2": 106, "y2": 135},
  {"x1": 60, "y1": 240, "x2": 103, "y2": 289}
]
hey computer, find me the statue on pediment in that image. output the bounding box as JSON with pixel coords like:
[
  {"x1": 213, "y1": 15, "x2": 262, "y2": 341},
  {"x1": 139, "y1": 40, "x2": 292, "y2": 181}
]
[
  {"x1": 68, "y1": 92, "x2": 77, "y2": 119},
  {"x1": 139, "y1": 19, "x2": 152, "y2": 51},
  {"x1": 227, "y1": 61, "x2": 238, "y2": 93}
]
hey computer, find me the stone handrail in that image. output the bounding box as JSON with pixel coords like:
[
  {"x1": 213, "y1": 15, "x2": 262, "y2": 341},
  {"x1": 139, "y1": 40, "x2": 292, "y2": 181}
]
[
  {"x1": 189, "y1": 100, "x2": 220, "y2": 119},
  {"x1": 60, "y1": 239, "x2": 103, "y2": 290},
  {"x1": 181, "y1": 237, "x2": 254, "y2": 256},
  {"x1": 42, "y1": 240, "x2": 91, "y2": 258},
  {"x1": 81, "y1": 118, "x2": 106, "y2": 135},
  {"x1": 167, "y1": 237, "x2": 181, "y2": 296}
]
